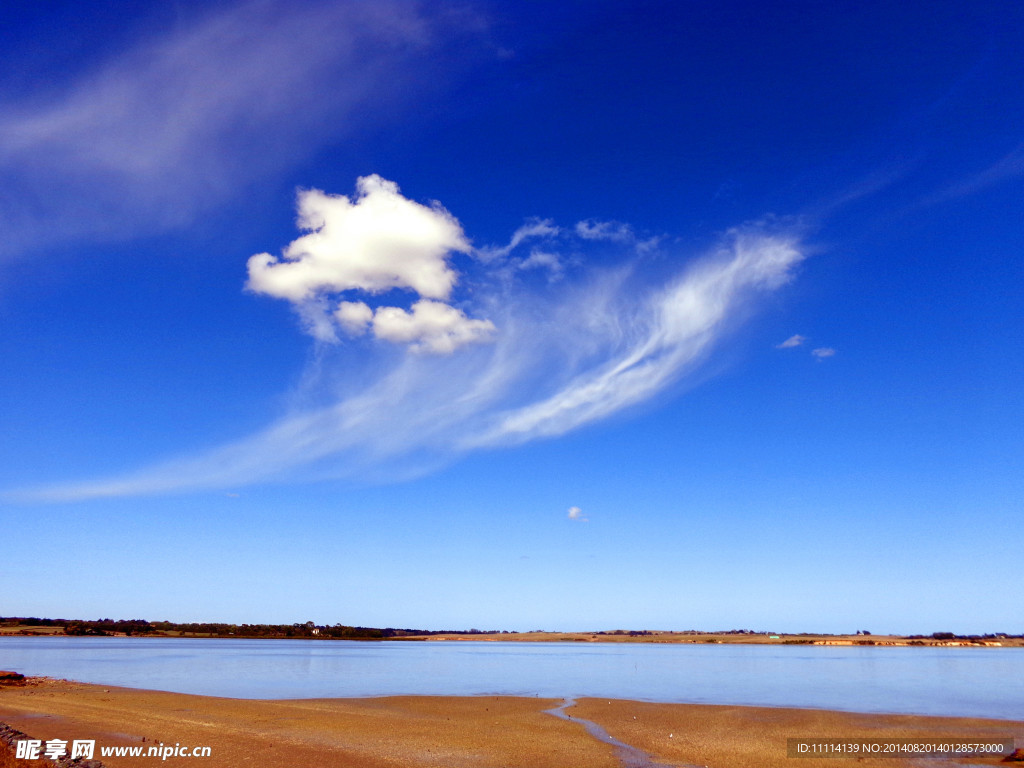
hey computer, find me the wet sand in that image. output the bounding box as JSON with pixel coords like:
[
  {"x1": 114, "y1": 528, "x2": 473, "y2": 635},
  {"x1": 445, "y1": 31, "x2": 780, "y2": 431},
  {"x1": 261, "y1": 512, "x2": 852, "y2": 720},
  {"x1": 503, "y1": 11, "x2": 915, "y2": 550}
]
[{"x1": 0, "y1": 678, "x2": 1020, "y2": 767}]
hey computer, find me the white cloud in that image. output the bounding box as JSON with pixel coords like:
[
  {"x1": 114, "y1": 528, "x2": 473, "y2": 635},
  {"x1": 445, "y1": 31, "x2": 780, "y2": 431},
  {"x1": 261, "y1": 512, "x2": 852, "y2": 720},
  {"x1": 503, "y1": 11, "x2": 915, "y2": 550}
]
[
  {"x1": 776, "y1": 334, "x2": 806, "y2": 348},
  {"x1": 13, "y1": 215, "x2": 806, "y2": 502},
  {"x1": 335, "y1": 301, "x2": 374, "y2": 336},
  {"x1": 518, "y1": 250, "x2": 563, "y2": 276},
  {"x1": 567, "y1": 506, "x2": 587, "y2": 521},
  {"x1": 372, "y1": 300, "x2": 496, "y2": 354},
  {"x1": 248, "y1": 176, "x2": 470, "y2": 303},
  {"x1": 470, "y1": 230, "x2": 804, "y2": 445},
  {"x1": 575, "y1": 220, "x2": 634, "y2": 242},
  {"x1": 811, "y1": 347, "x2": 836, "y2": 359},
  {"x1": 248, "y1": 176, "x2": 493, "y2": 352},
  {"x1": 508, "y1": 218, "x2": 560, "y2": 249},
  {"x1": 478, "y1": 217, "x2": 560, "y2": 262},
  {"x1": 0, "y1": 0, "x2": 485, "y2": 258}
]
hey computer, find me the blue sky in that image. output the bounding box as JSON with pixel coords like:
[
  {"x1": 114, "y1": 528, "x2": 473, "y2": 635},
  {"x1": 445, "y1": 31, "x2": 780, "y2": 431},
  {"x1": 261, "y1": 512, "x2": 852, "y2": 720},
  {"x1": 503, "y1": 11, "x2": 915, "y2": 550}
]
[{"x1": 1, "y1": 0, "x2": 1021, "y2": 634}]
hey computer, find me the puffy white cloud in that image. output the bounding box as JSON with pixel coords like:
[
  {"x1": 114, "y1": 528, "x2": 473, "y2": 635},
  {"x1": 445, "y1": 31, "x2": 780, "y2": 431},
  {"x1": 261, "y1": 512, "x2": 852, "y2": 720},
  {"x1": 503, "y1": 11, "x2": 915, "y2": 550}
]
[
  {"x1": 811, "y1": 347, "x2": 836, "y2": 359},
  {"x1": 248, "y1": 176, "x2": 470, "y2": 302},
  {"x1": 776, "y1": 334, "x2": 806, "y2": 348},
  {"x1": 247, "y1": 176, "x2": 493, "y2": 353},
  {"x1": 567, "y1": 506, "x2": 587, "y2": 521},
  {"x1": 372, "y1": 300, "x2": 496, "y2": 354}
]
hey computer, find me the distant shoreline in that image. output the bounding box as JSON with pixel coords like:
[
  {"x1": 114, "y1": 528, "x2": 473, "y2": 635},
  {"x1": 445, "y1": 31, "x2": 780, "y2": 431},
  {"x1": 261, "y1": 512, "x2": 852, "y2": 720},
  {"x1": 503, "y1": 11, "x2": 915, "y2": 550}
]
[
  {"x1": 401, "y1": 630, "x2": 1023, "y2": 648},
  {"x1": 3, "y1": 623, "x2": 1022, "y2": 647}
]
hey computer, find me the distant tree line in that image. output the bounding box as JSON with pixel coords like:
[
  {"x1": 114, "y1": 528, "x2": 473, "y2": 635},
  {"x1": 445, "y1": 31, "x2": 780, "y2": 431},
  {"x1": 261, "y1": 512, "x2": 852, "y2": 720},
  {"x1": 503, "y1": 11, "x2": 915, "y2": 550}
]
[
  {"x1": 0, "y1": 617, "x2": 500, "y2": 639},
  {"x1": 906, "y1": 631, "x2": 1020, "y2": 641}
]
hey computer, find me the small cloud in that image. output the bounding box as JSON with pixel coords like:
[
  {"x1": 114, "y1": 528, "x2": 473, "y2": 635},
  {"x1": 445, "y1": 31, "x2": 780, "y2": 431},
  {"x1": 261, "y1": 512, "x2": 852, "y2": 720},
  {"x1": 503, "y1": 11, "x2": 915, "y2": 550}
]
[
  {"x1": 372, "y1": 299, "x2": 496, "y2": 354},
  {"x1": 517, "y1": 249, "x2": 563, "y2": 278},
  {"x1": 509, "y1": 218, "x2": 559, "y2": 246},
  {"x1": 247, "y1": 176, "x2": 493, "y2": 353},
  {"x1": 776, "y1": 334, "x2": 806, "y2": 349},
  {"x1": 567, "y1": 506, "x2": 588, "y2": 522},
  {"x1": 247, "y1": 175, "x2": 469, "y2": 303},
  {"x1": 811, "y1": 347, "x2": 836, "y2": 360},
  {"x1": 225, "y1": 492, "x2": 240, "y2": 498},
  {"x1": 635, "y1": 236, "x2": 663, "y2": 254},
  {"x1": 575, "y1": 219, "x2": 633, "y2": 242},
  {"x1": 477, "y1": 217, "x2": 559, "y2": 262}
]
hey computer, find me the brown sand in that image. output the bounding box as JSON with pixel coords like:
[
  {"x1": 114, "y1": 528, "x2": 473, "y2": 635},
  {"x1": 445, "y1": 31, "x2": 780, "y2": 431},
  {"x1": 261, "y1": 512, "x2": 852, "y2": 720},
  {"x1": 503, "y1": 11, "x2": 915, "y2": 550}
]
[
  {"x1": 0, "y1": 679, "x2": 615, "y2": 768},
  {"x1": 572, "y1": 698, "x2": 1022, "y2": 768},
  {"x1": 0, "y1": 678, "x2": 1020, "y2": 767}
]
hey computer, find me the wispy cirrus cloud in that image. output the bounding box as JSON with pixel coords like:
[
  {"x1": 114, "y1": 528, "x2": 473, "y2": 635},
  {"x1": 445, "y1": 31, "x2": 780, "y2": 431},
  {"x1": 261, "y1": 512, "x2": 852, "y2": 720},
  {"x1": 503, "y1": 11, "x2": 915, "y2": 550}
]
[
  {"x1": 776, "y1": 334, "x2": 806, "y2": 349},
  {"x1": 923, "y1": 141, "x2": 1024, "y2": 206},
  {"x1": 478, "y1": 218, "x2": 561, "y2": 262},
  {"x1": 0, "y1": 0, "x2": 485, "y2": 258},
  {"x1": 12, "y1": 179, "x2": 805, "y2": 502},
  {"x1": 470, "y1": 232, "x2": 803, "y2": 445},
  {"x1": 575, "y1": 219, "x2": 634, "y2": 242}
]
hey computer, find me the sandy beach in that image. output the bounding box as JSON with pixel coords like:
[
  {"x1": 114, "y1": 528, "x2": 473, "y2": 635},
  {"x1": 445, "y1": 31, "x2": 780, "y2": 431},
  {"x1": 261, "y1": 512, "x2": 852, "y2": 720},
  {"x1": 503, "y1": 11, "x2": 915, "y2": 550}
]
[{"x1": 1, "y1": 677, "x2": 1020, "y2": 768}]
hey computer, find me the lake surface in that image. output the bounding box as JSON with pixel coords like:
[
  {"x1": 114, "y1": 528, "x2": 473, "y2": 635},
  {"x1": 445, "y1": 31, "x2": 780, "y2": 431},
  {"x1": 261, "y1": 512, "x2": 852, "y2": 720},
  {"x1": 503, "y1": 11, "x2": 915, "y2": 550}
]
[{"x1": 1, "y1": 638, "x2": 1021, "y2": 720}]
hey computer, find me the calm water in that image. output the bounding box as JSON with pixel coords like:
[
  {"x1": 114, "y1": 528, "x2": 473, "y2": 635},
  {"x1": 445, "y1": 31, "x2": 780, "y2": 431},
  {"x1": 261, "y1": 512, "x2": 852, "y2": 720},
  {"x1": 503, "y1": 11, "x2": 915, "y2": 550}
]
[{"x1": 1, "y1": 638, "x2": 1021, "y2": 720}]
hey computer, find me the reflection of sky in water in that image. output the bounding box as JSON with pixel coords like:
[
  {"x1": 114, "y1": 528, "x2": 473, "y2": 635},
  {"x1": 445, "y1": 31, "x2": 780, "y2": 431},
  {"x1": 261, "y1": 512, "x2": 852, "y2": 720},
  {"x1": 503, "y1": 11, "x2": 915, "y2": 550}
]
[{"x1": 2, "y1": 638, "x2": 1021, "y2": 719}]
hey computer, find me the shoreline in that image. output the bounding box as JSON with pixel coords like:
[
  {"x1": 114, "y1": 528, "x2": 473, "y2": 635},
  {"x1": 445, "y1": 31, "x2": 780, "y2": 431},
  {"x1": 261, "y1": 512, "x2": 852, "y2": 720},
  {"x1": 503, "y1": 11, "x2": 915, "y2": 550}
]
[
  {"x1": 4, "y1": 627, "x2": 1022, "y2": 647},
  {"x1": 1, "y1": 678, "x2": 1021, "y2": 767}
]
